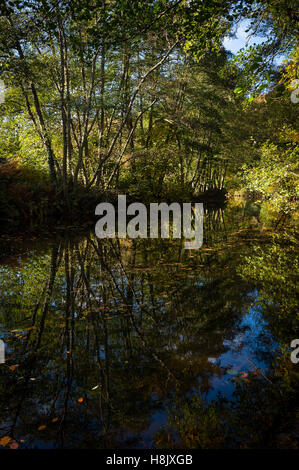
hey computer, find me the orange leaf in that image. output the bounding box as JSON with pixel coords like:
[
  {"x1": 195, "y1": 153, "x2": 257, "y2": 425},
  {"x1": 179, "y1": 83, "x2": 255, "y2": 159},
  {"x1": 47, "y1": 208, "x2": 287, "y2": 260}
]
[
  {"x1": 9, "y1": 440, "x2": 19, "y2": 449},
  {"x1": 38, "y1": 425, "x2": 47, "y2": 431},
  {"x1": 0, "y1": 436, "x2": 12, "y2": 447},
  {"x1": 77, "y1": 397, "x2": 84, "y2": 403},
  {"x1": 52, "y1": 418, "x2": 58, "y2": 423},
  {"x1": 9, "y1": 365, "x2": 19, "y2": 371}
]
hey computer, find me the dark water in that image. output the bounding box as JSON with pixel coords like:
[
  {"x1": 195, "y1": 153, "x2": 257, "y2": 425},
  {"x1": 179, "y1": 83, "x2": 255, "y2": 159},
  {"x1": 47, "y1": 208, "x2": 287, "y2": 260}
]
[{"x1": 0, "y1": 201, "x2": 298, "y2": 449}]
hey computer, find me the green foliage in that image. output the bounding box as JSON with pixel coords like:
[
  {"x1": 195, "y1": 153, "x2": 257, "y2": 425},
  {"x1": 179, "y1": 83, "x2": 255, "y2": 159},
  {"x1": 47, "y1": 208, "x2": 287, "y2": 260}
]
[
  {"x1": 166, "y1": 395, "x2": 225, "y2": 449},
  {"x1": 239, "y1": 235, "x2": 299, "y2": 340},
  {"x1": 243, "y1": 138, "x2": 298, "y2": 215},
  {"x1": 0, "y1": 161, "x2": 52, "y2": 227}
]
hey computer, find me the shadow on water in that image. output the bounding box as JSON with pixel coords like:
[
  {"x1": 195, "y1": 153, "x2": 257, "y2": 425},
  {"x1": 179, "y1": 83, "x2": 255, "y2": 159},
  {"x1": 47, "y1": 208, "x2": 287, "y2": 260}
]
[{"x1": 0, "y1": 202, "x2": 298, "y2": 449}]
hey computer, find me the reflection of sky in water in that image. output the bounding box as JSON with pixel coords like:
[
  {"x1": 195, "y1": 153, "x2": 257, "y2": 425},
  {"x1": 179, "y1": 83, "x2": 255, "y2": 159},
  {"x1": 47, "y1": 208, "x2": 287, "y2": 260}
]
[
  {"x1": 125, "y1": 290, "x2": 279, "y2": 448},
  {"x1": 207, "y1": 290, "x2": 278, "y2": 401}
]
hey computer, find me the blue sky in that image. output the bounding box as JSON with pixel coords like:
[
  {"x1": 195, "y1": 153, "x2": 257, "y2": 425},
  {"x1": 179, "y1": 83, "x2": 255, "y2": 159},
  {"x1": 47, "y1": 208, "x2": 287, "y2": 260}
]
[
  {"x1": 223, "y1": 20, "x2": 284, "y2": 65},
  {"x1": 223, "y1": 21, "x2": 265, "y2": 54}
]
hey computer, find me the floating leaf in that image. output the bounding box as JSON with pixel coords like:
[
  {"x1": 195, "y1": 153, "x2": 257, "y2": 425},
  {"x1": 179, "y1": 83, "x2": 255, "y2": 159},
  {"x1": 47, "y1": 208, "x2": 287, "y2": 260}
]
[
  {"x1": 38, "y1": 425, "x2": 47, "y2": 431},
  {"x1": 9, "y1": 440, "x2": 19, "y2": 449},
  {"x1": 227, "y1": 368, "x2": 238, "y2": 375},
  {"x1": 0, "y1": 436, "x2": 12, "y2": 446},
  {"x1": 77, "y1": 397, "x2": 84, "y2": 403},
  {"x1": 25, "y1": 326, "x2": 36, "y2": 331}
]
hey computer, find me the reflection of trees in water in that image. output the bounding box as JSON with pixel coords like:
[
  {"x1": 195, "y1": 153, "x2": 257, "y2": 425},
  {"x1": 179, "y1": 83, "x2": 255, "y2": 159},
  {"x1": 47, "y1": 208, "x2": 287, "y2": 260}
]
[
  {"x1": 0, "y1": 223, "x2": 296, "y2": 448},
  {"x1": 203, "y1": 206, "x2": 227, "y2": 246}
]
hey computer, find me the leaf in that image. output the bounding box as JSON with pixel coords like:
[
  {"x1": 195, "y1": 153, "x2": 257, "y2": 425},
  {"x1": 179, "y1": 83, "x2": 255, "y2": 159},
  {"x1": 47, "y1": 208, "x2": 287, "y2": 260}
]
[
  {"x1": 234, "y1": 87, "x2": 243, "y2": 95},
  {"x1": 77, "y1": 397, "x2": 84, "y2": 403},
  {"x1": 52, "y1": 418, "x2": 58, "y2": 423},
  {"x1": 227, "y1": 368, "x2": 238, "y2": 375},
  {"x1": 38, "y1": 425, "x2": 47, "y2": 431},
  {"x1": 9, "y1": 364, "x2": 19, "y2": 371},
  {"x1": 91, "y1": 385, "x2": 99, "y2": 390},
  {"x1": 0, "y1": 436, "x2": 12, "y2": 446},
  {"x1": 9, "y1": 440, "x2": 19, "y2": 449}
]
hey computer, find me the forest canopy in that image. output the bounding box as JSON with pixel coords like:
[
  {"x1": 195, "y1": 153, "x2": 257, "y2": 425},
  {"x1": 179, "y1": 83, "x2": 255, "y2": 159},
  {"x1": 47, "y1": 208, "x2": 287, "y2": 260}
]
[{"x1": 0, "y1": 0, "x2": 297, "y2": 217}]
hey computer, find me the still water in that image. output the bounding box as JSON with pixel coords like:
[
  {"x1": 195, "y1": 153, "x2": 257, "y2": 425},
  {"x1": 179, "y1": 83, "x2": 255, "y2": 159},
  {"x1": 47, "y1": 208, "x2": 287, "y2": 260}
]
[{"x1": 0, "y1": 201, "x2": 298, "y2": 448}]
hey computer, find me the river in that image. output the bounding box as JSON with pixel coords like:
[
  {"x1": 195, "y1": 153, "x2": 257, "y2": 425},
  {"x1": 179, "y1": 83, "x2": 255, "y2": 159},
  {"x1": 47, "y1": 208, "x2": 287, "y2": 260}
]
[{"x1": 0, "y1": 199, "x2": 298, "y2": 448}]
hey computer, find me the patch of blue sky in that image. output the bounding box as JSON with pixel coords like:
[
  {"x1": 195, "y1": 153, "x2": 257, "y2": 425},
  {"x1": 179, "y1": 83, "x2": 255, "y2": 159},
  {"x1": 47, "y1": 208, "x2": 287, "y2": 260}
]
[{"x1": 223, "y1": 20, "x2": 285, "y2": 65}]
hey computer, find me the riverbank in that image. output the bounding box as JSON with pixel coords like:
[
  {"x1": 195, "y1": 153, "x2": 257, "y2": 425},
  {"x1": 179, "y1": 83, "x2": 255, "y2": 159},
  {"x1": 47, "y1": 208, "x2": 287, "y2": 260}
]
[{"x1": 0, "y1": 161, "x2": 228, "y2": 234}]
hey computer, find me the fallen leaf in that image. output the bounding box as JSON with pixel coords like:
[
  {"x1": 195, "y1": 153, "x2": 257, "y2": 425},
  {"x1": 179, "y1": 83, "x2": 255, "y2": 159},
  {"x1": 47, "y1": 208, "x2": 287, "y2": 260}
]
[
  {"x1": 9, "y1": 365, "x2": 19, "y2": 371},
  {"x1": 77, "y1": 397, "x2": 84, "y2": 403},
  {"x1": 38, "y1": 425, "x2": 47, "y2": 431},
  {"x1": 0, "y1": 436, "x2": 12, "y2": 446},
  {"x1": 91, "y1": 385, "x2": 99, "y2": 390},
  {"x1": 52, "y1": 418, "x2": 59, "y2": 423},
  {"x1": 9, "y1": 440, "x2": 19, "y2": 449}
]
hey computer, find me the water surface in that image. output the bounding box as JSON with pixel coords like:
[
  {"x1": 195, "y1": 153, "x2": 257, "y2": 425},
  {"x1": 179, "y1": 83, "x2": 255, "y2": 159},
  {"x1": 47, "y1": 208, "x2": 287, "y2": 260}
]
[{"x1": 0, "y1": 201, "x2": 298, "y2": 448}]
